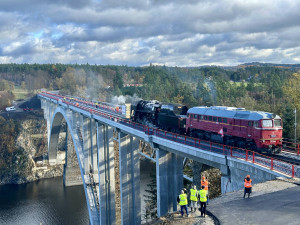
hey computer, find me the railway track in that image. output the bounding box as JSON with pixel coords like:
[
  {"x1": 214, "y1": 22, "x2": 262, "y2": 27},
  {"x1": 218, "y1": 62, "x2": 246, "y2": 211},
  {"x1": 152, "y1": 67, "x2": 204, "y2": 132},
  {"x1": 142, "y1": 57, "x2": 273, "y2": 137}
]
[{"x1": 266, "y1": 153, "x2": 300, "y2": 166}]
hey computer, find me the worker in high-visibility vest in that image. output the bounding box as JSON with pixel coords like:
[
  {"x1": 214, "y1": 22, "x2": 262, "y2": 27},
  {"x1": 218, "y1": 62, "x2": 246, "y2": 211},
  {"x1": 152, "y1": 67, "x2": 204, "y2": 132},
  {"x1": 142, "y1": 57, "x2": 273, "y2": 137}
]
[
  {"x1": 201, "y1": 176, "x2": 210, "y2": 204},
  {"x1": 199, "y1": 185, "x2": 208, "y2": 217},
  {"x1": 189, "y1": 185, "x2": 198, "y2": 212},
  {"x1": 178, "y1": 190, "x2": 189, "y2": 217},
  {"x1": 244, "y1": 175, "x2": 252, "y2": 198}
]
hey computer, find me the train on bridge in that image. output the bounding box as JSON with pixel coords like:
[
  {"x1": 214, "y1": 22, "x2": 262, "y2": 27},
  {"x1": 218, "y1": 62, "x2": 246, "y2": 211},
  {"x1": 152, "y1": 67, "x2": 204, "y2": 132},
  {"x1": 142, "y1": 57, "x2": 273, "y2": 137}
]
[
  {"x1": 131, "y1": 100, "x2": 283, "y2": 154},
  {"x1": 42, "y1": 92, "x2": 283, "y2": 154}
]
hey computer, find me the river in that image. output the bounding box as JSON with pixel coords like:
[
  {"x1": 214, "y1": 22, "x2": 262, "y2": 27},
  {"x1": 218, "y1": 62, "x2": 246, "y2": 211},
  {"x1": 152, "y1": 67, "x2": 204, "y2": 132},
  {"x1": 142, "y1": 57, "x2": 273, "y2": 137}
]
[{"x1": 0, "y1": 177, "x2": 89, "y2": 225}]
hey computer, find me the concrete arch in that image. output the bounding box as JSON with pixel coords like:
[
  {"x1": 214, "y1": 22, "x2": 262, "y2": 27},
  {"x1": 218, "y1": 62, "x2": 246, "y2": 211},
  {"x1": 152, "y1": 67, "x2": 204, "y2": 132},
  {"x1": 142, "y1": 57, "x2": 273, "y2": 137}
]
[{"x1": 48, "y1": 106, "x2": 98, "y2": 224}]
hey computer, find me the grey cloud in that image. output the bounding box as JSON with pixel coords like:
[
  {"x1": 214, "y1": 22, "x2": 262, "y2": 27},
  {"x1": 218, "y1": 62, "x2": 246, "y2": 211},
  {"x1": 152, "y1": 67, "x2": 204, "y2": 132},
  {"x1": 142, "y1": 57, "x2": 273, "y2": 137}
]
[
  {"x1": 1, "y1": 0, "x2": 300, "y2": 66},
  {"x1": 2, "y1": 42, "x2": 42, "y2": 57}
]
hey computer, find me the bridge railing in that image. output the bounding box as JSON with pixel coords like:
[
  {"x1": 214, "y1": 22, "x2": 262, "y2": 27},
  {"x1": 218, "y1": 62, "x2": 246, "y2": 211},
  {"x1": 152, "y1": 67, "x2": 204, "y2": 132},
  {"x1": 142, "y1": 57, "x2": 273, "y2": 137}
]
[
  {"x1": 149, "y1": 128, "x2": 297, "y2": 178},
  {"x1": 39, "y1": 92, "x2": 299, "y2": 178}
]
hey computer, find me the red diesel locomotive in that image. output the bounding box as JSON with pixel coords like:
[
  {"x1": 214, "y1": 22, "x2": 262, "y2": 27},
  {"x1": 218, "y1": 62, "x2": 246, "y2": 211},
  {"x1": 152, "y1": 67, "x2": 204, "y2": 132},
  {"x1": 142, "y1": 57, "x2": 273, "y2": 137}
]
[{"x1": 186, "y1": 106, "x2": 282, "y2": 154}]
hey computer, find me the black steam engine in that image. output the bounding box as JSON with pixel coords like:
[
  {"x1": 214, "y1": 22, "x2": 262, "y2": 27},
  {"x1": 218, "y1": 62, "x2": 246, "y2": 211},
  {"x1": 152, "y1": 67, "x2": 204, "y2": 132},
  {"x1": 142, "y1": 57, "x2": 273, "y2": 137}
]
[{"x1": 131, "y1": 100, "x2": 188, "y2": 134}]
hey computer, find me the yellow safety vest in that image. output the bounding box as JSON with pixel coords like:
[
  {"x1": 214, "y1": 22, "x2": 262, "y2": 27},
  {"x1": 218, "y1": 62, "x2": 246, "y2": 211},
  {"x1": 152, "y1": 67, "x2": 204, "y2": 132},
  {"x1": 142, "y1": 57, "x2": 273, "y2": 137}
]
[
  {"x1": 179, "y1": 194, "x2": 188, "y2": 206},
  {"x1": 190, "y1": 189, "x2": 198, "y2": 201},
  {"x1": 199, "y1": 189, "x2": 207, "y2": 202}
]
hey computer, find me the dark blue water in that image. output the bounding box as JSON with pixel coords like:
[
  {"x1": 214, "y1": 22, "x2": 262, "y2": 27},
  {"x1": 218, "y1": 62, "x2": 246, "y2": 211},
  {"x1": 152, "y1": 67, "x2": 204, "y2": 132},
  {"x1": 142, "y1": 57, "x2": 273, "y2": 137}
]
[{"x1": 0, "y1": 177, "x2": 89, "y2": 225}]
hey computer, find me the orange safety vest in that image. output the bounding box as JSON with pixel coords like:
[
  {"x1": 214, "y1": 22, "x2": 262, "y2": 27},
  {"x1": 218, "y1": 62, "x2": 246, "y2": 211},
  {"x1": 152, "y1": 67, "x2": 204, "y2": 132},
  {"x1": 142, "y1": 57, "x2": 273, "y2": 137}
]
[
  {"x1": 244, "y1": 179, "x2": 252, "y2": 188},
  {"x1": 201, "y1": 179, "x2": 208, "y2": 190}
]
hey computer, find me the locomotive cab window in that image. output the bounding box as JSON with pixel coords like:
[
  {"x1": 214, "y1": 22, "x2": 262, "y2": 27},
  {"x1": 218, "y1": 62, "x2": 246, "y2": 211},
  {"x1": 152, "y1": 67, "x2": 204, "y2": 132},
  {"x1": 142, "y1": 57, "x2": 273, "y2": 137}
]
[
  {"x1": 248, "y1": 121, "x2": 253, "y2": 126},
  {"x1": 262, "y1": 120, "x2": 272, "y2": 127},
  {"x1": 274, "y1": 119, "x2": 282, "y2": 127},
  {"x1": 194, "y1": 114, "x2": 197, "y2": 119},
  {"x1": 253, "y1": 121, "x2": 259, "y2": 127}
]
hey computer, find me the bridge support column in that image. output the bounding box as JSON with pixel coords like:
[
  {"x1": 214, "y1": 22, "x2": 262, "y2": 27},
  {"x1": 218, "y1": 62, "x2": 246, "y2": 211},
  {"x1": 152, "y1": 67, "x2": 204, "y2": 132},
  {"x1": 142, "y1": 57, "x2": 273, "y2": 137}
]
[
  {"x1": 192, "y1": 161, "x2": 203, "y2": 188},
  {"x1": 156, "y1": 149, "x2": 183, "y2": 217},
  {"x1": 47, "y1": 103, "x2": 56, "y2": 150},
  {"x1": 47, "y1": 104, "x2": 62, "y2": 165},
  {"x1": 82, "y1": 116, "x2": 92, "y2": 174},
  {"x1": 90, "y1": 119, "x2": 98, "y2": 174},
  {"x1": 118, "y1": 132, "x2": 141, "y2": 225},
  {"x1": 41, "y1": 100, "x2": 57, "y2": 165},
  {"x1": 63, "y1": 126, "x2": 82, "y2": 186},
  {"x1": 97, "y1": 124, "x2": 116, "y2": 225}
]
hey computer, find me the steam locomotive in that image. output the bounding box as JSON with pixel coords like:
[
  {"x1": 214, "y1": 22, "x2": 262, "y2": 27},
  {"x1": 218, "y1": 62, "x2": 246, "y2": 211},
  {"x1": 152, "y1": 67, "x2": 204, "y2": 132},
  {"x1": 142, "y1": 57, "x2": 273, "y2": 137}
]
[
  {"x1": 132, "y1": 100, "x2": 188, "y2": 134},
  {"x1": 131, "y1": 101, "x2": 282, "y2": 154}
]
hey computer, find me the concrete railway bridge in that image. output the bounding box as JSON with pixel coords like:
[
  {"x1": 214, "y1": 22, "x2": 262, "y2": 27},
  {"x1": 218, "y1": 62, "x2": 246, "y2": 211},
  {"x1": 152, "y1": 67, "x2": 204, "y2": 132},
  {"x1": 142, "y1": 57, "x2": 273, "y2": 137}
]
[{"x1": 38, "y1": 92, "x2": 297, "y2": 225}]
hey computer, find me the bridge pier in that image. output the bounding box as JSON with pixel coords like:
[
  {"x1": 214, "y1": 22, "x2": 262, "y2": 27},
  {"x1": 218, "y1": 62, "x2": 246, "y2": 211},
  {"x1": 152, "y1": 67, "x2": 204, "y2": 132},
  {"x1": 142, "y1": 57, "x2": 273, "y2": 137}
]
[
  {"x1": 118, "y1": 132, "x2": 141, "y2": 225},
  {"x1": 156, "y1": 149, "x2": 183, "y2": 217},
  {"x1": 63, "y1": 126, "x2": 82, "y2": 186},
  {"x1": 97, "y1": 124, "x2": 116, "y2": 225},
  {"x1": 41, "y1": 99, "x2": 58, "y2": 165}
]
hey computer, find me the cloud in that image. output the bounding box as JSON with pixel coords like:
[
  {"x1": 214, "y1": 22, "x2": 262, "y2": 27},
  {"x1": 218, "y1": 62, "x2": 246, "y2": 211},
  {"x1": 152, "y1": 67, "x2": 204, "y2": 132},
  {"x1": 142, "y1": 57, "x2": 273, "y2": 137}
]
[{"x1": 0, "y1": 0, "x2": 300, "y2": 65}]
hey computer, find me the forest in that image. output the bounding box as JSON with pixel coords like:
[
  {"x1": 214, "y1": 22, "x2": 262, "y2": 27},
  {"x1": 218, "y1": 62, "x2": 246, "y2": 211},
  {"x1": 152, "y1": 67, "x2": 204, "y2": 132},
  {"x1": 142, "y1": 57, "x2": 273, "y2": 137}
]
[{"x1": 0, "y1": 62, "x2": 299, "y2": 141}]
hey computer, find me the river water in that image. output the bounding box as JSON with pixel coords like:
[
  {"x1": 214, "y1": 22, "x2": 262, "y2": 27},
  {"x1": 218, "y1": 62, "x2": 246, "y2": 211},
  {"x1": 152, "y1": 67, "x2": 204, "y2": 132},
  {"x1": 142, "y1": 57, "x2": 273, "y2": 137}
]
[
  {"x1": 0, "y1": 177, "x2": 89, "y2": 225},
  {"x1": 0, "y1": 160, "x2": 155, "y2": 225}
]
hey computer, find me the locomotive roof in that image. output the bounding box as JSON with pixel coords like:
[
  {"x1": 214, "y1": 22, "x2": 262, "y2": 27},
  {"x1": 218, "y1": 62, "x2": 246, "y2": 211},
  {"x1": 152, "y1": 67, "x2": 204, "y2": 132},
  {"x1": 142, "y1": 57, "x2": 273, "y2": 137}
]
[{"x1": 187, "y1": 106, "x2": 281, "y2": 120}]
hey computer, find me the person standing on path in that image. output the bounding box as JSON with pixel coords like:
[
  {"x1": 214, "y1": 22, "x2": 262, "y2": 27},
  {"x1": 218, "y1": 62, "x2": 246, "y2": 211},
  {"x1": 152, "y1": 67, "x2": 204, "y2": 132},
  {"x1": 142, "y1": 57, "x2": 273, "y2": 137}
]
[
  {"x1": 201, "y1": 176, "x2": 210, "y2": 204},
  {"x1": 178, "y1": 190, "x2": 189, "y2": 217},
  {"x1": 199, "y1": 185, "x2": 208, "y2": 217},
  {"x1": 189, "y1": 185, "x2": 198, "y2": 212},
  {"x1": 244, "y1": 175, "x2": 252, "y2": 198}
]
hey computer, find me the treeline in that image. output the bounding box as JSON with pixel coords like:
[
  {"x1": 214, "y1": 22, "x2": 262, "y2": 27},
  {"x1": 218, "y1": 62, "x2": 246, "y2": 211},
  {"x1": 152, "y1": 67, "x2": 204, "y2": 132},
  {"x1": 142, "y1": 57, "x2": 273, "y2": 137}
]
[{"x1": 0, "y1": 63, "x2": 299, "y2": 140}]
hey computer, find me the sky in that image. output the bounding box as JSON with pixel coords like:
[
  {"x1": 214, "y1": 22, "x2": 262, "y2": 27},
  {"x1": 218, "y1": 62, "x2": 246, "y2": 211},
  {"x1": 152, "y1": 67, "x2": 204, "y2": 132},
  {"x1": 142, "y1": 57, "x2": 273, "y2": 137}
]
[{"x1": 0, "y1": 0, "x2": 300, "y2": 66}]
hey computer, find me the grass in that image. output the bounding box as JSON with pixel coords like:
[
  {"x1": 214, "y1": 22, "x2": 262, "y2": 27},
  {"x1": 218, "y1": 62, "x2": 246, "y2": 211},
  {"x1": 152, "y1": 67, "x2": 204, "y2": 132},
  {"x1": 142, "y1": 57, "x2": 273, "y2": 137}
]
[{"x1": 12, "y1": 86, "x2": 29, "y2": 100}]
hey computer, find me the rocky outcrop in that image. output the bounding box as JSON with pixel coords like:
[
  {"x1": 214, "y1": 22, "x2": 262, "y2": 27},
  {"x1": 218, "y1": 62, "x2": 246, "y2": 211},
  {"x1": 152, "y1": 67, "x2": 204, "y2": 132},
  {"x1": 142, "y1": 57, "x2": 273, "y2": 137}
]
[{"x1": 0, "y1": 110, "x2": 64, "y2": 185}]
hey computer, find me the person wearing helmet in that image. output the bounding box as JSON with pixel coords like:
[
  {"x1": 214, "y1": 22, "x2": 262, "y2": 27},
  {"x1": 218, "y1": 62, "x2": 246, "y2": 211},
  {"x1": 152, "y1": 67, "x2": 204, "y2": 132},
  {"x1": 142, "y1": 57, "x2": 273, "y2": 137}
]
[{"x1": 244, "y1": 175, "x2": 252, "y2": 198}]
